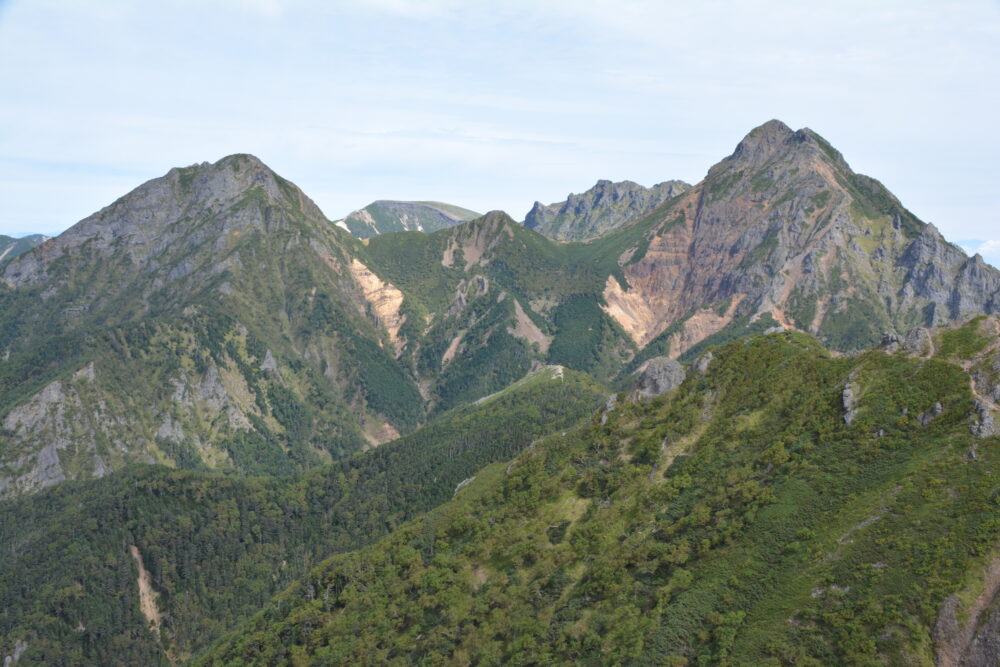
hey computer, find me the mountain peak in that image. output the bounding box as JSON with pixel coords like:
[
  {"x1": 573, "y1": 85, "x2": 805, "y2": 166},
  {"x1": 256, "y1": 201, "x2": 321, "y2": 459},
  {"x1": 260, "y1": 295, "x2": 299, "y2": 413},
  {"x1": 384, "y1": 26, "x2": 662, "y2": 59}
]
[
  {"x1": 479, "y1": 210, "x2": 516, "y2": 226},
  {"x1": 3, "y1": 154, "x2": 326, "y2": 288},
  {"x1": 167, "y1": 153, "x2": 301, "y2": 208},
  {"x1": 731, "y1": 119, "x2": 796, "y2": 161}
]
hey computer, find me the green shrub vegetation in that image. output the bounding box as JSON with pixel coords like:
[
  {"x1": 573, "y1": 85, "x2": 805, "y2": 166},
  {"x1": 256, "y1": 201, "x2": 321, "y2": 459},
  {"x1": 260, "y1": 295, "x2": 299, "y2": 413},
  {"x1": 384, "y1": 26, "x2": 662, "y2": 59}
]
[
  {"x1": 199, "y1": 332, "x2": 1000, "y2": 666},
  {"x1": 0, "y1": 370, "x2": 605, "y2": 664}
]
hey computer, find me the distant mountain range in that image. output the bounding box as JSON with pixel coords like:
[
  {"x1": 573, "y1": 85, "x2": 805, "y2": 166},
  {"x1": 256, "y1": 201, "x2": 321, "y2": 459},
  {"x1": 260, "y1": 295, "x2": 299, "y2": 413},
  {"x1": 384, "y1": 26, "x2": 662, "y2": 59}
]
[{"x1": 334, "y1": 200, "x2": 480, "y2": 238}]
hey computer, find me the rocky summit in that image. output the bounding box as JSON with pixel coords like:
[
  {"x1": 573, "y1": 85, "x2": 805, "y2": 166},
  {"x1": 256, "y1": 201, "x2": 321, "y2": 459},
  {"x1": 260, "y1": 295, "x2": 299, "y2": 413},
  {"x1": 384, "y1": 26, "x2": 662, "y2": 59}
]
[
  {"x1": 524, "y1": 178, "x2": 690, "y2": 241},
  {"x1": 599, "y1": 119, "x2": 1000, "y2": 358}
]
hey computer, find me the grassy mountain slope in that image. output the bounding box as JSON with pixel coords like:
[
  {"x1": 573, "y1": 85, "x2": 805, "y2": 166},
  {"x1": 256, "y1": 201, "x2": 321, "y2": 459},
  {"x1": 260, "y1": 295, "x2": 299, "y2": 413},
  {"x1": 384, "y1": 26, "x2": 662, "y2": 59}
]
[
  {"x1": 359, "y1": 211, "x2": 647, "y2": 396},
  {"x1": 0, "y1": 368, "x2": 605, "y2": 664},
  {"x1": 201, "y1": 324, "x2": 1000, "y2": 665},
  {"x1": 0, "y1": 155, "x2": 426, "y2": 496}
]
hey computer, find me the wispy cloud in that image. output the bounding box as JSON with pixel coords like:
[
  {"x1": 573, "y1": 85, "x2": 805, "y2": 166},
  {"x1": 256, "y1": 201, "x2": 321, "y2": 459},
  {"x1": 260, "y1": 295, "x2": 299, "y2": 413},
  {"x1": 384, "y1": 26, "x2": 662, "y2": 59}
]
[
  {"x1": 1, "y1": 0, "x2": 998, "y2": 238},
  {"x1": 959, "y1": 240, "x2": 1000, "y2": 269}
]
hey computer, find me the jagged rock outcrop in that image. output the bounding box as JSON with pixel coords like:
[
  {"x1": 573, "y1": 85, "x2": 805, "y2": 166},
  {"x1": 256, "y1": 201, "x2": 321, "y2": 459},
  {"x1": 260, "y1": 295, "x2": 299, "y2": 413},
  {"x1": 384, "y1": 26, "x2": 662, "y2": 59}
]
[
  {"x1": 335, "y1": 200, "x2": 480, "y2": 239},
  {"x1": 972, "y1": 400, "x2": 997, "y2": 438},
  {"x1": 525, "y1": 179, "x2": 690, "y2": 241},
  {"x1": 904, "y1": 327, "x2": 934, "y2": 356},
  {"x1": 843, "y1": 382, "x2": 860, "y2": 425},
  {"x1": 962, "y1": 604, "x2": 1000, "y2": 666},
  {"x1": 630, "y1": 357, "x2": 686, "y2": 401}
]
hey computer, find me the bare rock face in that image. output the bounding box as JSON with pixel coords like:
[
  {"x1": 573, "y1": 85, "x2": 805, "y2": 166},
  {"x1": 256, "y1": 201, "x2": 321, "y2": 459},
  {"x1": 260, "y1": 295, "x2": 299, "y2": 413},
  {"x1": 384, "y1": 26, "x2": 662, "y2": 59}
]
[
  {"x1": 972, "y1": 399, "x2": 998, "y2": 438},
  {"x1": 631, "y1": 357, "x2": 687, "y2": 401},
  {"x1": 880, "y1": 332, "x2": 901, "y2": 353},
  {"x1": 963, "y1": 604, "x2": 1000, "y2": 666},
  {"x1": 843, "y1": 382, "x2": 860, "y2": 425},
  {"x1": 2, "y1": 639, "x2": 28, "y2": 667},
  {"x1": 525, "y1": 179, "x2": 691, "y2": 241},
  {"x1": 597, "y1": 119, "x2": 1000, "y2": 354},
  {"x1": 695, "y1": 351, "x2": 714, "y2": 375},
  {"x1": 903, "y1": 327, "x2": 934, "y2": 356}
]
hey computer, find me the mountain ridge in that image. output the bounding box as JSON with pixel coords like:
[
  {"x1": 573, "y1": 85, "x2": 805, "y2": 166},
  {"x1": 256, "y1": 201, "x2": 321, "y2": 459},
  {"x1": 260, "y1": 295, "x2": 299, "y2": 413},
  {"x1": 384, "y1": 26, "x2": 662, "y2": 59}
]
[
  {"x1": 335, "y1": 199, "x2": 480, "y2": 239},
  {"x1": 1, "y1": 122, "x2": 998, "y2": 497},
  {"x1": 524, "y1": 178, "x2": 691, "y2": 242}
]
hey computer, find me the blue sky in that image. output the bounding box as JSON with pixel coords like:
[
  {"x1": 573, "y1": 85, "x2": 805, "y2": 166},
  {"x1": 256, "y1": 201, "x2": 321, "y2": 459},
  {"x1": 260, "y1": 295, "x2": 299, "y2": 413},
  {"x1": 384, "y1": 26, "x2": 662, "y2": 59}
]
[{"x1": 1, "y1": 0, "x2": 998, "y2": 266}]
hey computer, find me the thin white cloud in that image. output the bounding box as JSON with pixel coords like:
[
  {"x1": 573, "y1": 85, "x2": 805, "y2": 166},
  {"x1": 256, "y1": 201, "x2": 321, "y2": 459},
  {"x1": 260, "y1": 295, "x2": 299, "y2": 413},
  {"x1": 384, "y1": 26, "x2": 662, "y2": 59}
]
[
  {"x1": 959, "y1": 240, "x2": 1000, "y2": 270},
  {"x1": 1, "y1": 0, "x2": 998, "y2": 239}
]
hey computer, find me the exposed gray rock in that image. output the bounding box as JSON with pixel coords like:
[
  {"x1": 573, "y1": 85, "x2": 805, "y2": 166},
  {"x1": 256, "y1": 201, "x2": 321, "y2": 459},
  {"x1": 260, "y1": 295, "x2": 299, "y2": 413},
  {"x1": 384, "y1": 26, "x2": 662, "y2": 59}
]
[
  {"x1": 695, "y1": 351, "x2": 714, "y2": 375},
  {"x1": 963, "y1": 598, "x2": 1000, "y2": 665},
  {"x1": 3, "y1": 154, "x2": 317, "y2": 289},
  {"x1": 156, "y1": 413, "x2": 185, "y2": 442},
  {"x1": 919, "y1": 402, "x2": 944, "y2": 426},
  {"x1": 525, "y1": 178, "x2": 691, "y2": 241},
  {"x1": 453, "y1": 476, "x2": 476, "y2": 497},
  {"x1": 631, "y1": 357, "x2": 687, "y2": 401},
  {"x1": 600, "y1": 394, "x2": 618, "y2": 425},
  {"x1": 197, "y1": 367, "x2": 228, "y2": 410},
  {"x1": 448, "y1": 285, "x2": 468, "y2": 318},
  {"x1": 903, "y1": 327, "x2": 934, "y2": 356},
  {"x1": 2, "y1": 639, "x2": 27, "y2": 667},
  {"x1": 260, "y1": 349, "x2": 279, "y2": 372},
  {"x1": 92, "y1": 453, "x2": 111, "y2": 478},
  {"x1": 763, "y1": 326, "x2": 785, "y2": 335},
  {"x1": 897, "y1": 226, "x2": 1000, "y2": 326},
  {"x1": 474, "y1": 275, "x2": 489, "y2": 296},
  {"x1": 879, "y1": 332, "x2": 901, "y2": 353},
  {"x1": 843, "y1": 382, "x2": 860, "y2": 425},
  {"x1": 971, "y1": 400, "x2": 998, "y2": 438}
]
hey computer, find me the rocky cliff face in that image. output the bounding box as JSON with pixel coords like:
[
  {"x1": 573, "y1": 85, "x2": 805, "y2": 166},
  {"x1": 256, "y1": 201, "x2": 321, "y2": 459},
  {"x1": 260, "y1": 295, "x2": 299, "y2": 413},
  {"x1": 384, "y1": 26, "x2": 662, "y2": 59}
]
[
  {"x1": 524, "y1": 179, "x2": 690, "y2": 242},
  {"x1": 600, "y1": 120, "x2": 1000, "y2": 356},
  {"x1": 335, "y1": 200, "x2": 480, "y2": 239}
]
